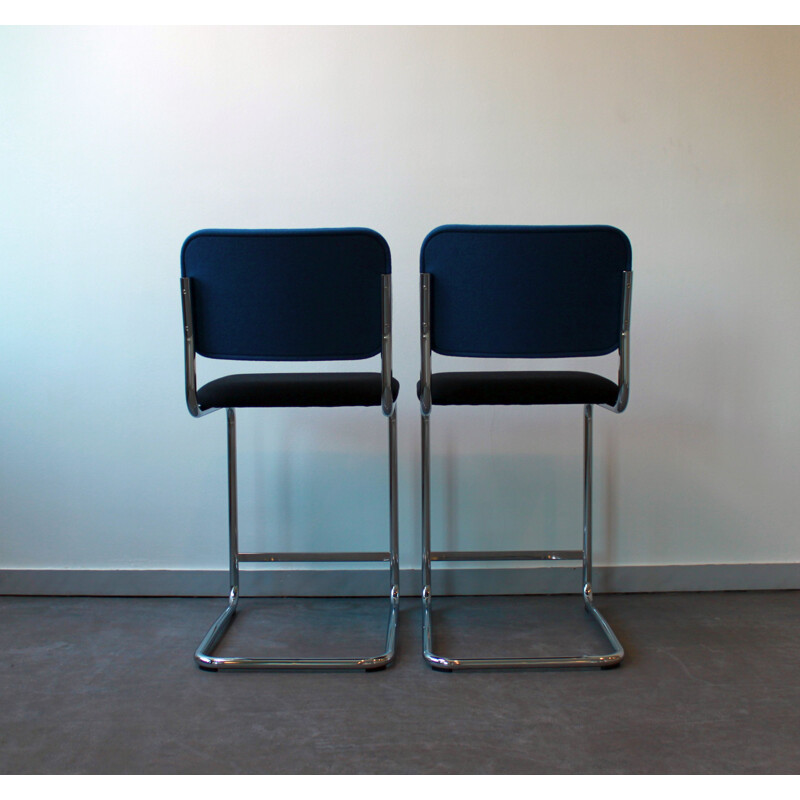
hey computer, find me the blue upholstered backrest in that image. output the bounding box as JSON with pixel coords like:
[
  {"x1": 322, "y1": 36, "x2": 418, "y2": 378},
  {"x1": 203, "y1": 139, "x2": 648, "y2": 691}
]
[
  {"x1": 421, "y1": 225, "x2": 631, "y2": 358},
  {"x1": 181, "y1": 228, "x2": 391, "y2": 361}
]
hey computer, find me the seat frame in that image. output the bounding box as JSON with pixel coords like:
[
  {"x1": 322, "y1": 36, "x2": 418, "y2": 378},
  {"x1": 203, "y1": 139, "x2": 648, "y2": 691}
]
[
  {"x1": 181, "y1": 274, "x2": 399, "y2": 671},
  {"x1": 419, "y1": 269, "x2": 632, "y2": 670}
]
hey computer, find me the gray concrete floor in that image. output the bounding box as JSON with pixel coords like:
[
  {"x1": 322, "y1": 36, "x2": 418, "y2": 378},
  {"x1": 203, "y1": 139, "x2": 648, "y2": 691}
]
[{"x1": 1, "y1": 591, "x2": 798, "y2": 774}]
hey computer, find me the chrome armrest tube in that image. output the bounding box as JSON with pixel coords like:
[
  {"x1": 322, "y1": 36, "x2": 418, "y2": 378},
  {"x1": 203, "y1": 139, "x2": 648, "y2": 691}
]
[
  {"x1": 181, "y1": 277, "x2": 218, "y2": 418},
  {"x1": 601, "y1": 270, "x2": 633, "y2": 414},
  {"x1": 380, "y1": 274, "x2": 395, "y2": 417},
  {"x1": 419, "y1": 273, "x2": 432, "y2": 416}
]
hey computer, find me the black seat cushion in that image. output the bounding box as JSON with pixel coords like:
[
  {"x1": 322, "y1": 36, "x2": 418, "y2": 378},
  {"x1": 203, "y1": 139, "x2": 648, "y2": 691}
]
[
  {"x1": 417, "y1": 371, "x2": 618, "y2": 406},
  {"x1": 198, "y1": 372, "x2": 400, "y2": 410}
]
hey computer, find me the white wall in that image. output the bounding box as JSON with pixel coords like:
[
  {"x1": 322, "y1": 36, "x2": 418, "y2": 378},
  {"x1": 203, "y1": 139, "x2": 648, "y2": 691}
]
[{"x1": 1, "y1": 26, "x2": 798, "y2": 574}]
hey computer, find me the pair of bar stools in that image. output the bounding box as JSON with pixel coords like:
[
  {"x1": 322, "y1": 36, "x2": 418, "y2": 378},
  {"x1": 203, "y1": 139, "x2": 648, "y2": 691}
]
[{"x1": 181, "y1": 225, "x2": 632, "y2": 672}]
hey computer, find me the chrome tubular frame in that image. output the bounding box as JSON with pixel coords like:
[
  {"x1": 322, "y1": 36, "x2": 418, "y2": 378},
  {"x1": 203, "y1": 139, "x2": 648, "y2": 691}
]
[
  {"x1": 600, "y1": 271, "x2": 633, "y2": 414},
  {"x1": 419, "y1": 272, "x2": 624, "y2": 670},
  {"x1": 419, "y1": 273, "x2": 433, "y2": 417},
  {"x1": 181, "y1": 278, "x2": 219, "y2": 419},
  {"x1": 191, "y1": 278, "x2": 399, "y2": 671}
]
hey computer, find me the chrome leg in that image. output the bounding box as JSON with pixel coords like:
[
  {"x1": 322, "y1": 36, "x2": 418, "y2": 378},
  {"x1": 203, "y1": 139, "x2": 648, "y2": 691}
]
[
  {"x1": 389, "y1": 409, "x2": 400, "y2": 595},
  {"x1": 583, "y1": 404, "x2": 593, "y2": 604},
  {"x1": 194, "y1": 408, "x2": 240, "y2": 670},
  {"x1": 421, "y1": 413, "x2": 444, "y2": 667},
  {"x1": 421, "y1": 404, "x2": 624, "y2": 670},
  {"x1": 421, "y1": 414, "x2": 431, "y2": 599},
  {"x1": 379, "y1": 408, "x2": 400, "y2": 669},
  {"x1": 228, "y1": 408, "x2": 240, "y2": 606},
  {"x1": 194, "y1": 406, "x2": 398, "y2": 671},
  {"x1": 581, "y1": 403, "x2": 624, "y2": 667}
]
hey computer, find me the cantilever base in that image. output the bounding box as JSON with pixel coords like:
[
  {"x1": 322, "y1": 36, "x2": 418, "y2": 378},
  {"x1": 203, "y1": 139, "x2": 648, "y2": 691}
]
[
  {"x1": 195, "y1": 593, "x2": 399, "y2": 671},
  {"x1": 422, "y1": 596, "x2": 624, "y2": 670}
]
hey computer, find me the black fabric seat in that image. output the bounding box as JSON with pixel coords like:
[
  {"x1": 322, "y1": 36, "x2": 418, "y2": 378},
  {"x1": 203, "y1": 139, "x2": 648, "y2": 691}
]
[
  {"x1": 198, "y1": 372, "x2": 400, "y2": 410},
  {"x1": 417, "y1": 371, "x2": 618, "y2": 407}
]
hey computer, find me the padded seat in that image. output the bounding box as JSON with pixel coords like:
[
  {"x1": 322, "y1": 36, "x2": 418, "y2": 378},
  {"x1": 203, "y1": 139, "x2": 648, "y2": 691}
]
[
  {"x1": 417, "y1": 371, "x2": 618, "y2": 407},
  {"x1": 199, "y1": 372, "x2": 400, "y2": 410}
]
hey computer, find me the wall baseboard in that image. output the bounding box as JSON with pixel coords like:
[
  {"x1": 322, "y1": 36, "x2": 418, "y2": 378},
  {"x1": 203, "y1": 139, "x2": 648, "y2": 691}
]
[{"x1": 1, "y1": 563, "x2": 799, "y2": 596}]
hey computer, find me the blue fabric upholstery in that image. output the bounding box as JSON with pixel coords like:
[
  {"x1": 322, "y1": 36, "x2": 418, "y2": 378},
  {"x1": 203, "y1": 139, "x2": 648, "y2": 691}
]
[
  {"x1": 421, "y1": 225, "x2": 631, "y2": 358},
  {"x1": 182, "y1": 228, "x2": 390, "y2": 361}
]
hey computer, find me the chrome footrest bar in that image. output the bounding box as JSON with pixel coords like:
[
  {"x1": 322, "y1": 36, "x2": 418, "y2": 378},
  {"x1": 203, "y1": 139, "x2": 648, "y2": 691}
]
[
  {"x1": 421, "y1": 594, "x2": 623, "y2": 670},
  {"x1": 431, "y1": 549, "x2": 582, "y2": 562},
  {"x1": 238, "y1": 551, "x2": 391, "y2": 563}
]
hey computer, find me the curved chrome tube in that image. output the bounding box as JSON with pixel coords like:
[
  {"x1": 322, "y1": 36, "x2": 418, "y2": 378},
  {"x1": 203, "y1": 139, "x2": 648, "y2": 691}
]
[
  {"x1": 195, "y1": 589, "x2": 400, "y2": 671},
  {"x1": 181, "y1": 278, "x2": 219, "y2": 418},
  {"x1": 601, "y1": 271, "x2": 633, "y2": 415},
  {"x1": 419, "y1": 273, "x2": 432, "y2": 417},
  {"x1": 380, "y1": 275, "x2": 396, "y2": 417}
]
